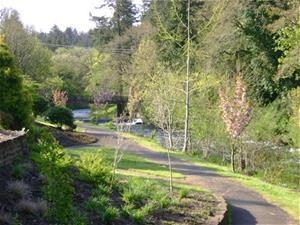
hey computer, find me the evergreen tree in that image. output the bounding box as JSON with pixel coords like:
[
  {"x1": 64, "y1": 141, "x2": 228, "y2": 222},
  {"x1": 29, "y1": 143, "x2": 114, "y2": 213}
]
[
  {"x1": 0, "y1": 9, "x2": 52, "y2": 82},
  {"x1": 0, "y1": 37, "x2": 32, "y2": 129},
  {"x1": 150, "y1": 0, "x2": 203, "y2": 67},
  {"x1": 91, "y1": 0, "x2": 137, "y2": 46}
]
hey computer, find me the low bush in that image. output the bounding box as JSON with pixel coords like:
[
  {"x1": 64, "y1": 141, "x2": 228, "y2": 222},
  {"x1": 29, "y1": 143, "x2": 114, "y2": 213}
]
[
  {"x1": 103, "y1": 206, "x2": 120, "y2": 223},
  {"x1": 11, "y1": 163, "x2": 26, "y2": 179},
  {"x1": 86, "y1": 185, "x2": 120, "y2": 223},
  {"x1": 122, "y1": 179, "x2": 170, "y2": 223},
  {"x1": 179, "y1": 189, "x2": 189, "y2": 199},
  {"x1": 7, "y1": 181, "x2": 31, "y2": 199},
  {"x1": 0, "y1": 212, "x2": 11, "y2": 225},
  {"x1": 31, "y1": 137, "x2": 85, "y2": 224},
  {"x1": 16, "y1": 199, "x2": 47, "y2": 216},
  {"x1": 90, "y1": 104, "x2": 117, "y2": 123},
  {"x1": 248, "y1": 146, "x2": 300, "y2": 188},
  {"x1": 32, "y1": 95, "x2": 49, "y2": 117},
  {"x1": 76, "y1": 154, "x2": 110, "y2": 185},
  {"x1": 46, "y1": 106, "x2": 76, "y2": 130}
]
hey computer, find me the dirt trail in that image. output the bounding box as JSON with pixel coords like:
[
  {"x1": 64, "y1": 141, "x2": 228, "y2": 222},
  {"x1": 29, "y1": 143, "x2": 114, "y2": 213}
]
[{"x1": 75, "y1": 124, "x2": 297, "y2": 225}]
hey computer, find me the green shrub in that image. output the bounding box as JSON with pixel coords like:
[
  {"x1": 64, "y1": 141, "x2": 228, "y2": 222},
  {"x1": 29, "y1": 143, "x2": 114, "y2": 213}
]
[
  {"x1": 86, "y1": 195, "x2": 110, "y2": 212},
  {"x1": 31, "y1": 138, "x2": 85, "y2": 224},
  {"x1": 90, "y1": 104, "x2": 117, "y2": 122},
  {"x1": 286, "y1": 88, "x2": 300, "y2": 147},
  {"x1": 247, "y1": 99, "x2": 290, "y2": 143},
  {"x1": 92, "y1": 184, "x2": 111, "y2": 196},
  {"x1": 32, "y1": 95, "x2": 49, "y2": 117},
  {"x1": 86, "y1": 186, "x2": 120, "y2": 223},
  {"x1": 103, "y1": 206, "x2": 120, "y2": 223},
  {"x1": 0, "y1": 40, "x2": 33, "y2": 130},
  {"x1": 11, "y1": 163, "x2": 26, "y2": 179},
  {"x1": 27, "y1": 125, "x2": 55, "y2": 147},
  {"x1": 132, "y1": 202, "x2": 156, "y2": 224},
  {"x1": 76, "y1": 154, "x2": 110, "y2": 185},
  {"x1": 122, "y1": 178, "x2": 169, "y2": 223},
  {"x1": 179, "y1": 189, "x2": 189, "y2": 199},
  {"x1": 159, "y1": 195, "x2": 172, "y2": 208},
  {"x1": 250, "y1": 146, "x2": 300, "y2": 188},
  {"x1": 46, "y1": 106, "x2": 75, "y2": 130}
]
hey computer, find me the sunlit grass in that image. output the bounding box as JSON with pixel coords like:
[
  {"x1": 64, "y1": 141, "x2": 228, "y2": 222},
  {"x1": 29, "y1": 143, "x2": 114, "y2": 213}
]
[
  {"x1": 36, "y1": 116, "x2": 85, "y2": 132},
  {"x1": 66, "y1": 146, "x2": 185, "y2": 179},
  {"x1": 36, "y1": 116, "x2": 57, "y2": 128},
  {"x1": 123, "y1": 133, "x2": 300, "y2": 222},
  {"x1": 75, "y1": 120, "x2": 115, "y2": 131}
]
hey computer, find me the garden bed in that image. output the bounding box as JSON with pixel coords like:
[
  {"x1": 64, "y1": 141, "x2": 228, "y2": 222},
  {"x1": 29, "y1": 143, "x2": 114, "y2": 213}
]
[
  {"x1": 35, "y1": 122, "x2": 98, "y2": 147},
  {"x1": 0, "y1": 158, "x2": 48, "y2": 225}
]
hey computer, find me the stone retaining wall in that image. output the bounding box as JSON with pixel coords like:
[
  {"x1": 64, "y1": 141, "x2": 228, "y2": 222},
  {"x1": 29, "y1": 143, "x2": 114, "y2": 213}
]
[{"x1": 0, "y1": 130, "x2": 26, "y2": 166}]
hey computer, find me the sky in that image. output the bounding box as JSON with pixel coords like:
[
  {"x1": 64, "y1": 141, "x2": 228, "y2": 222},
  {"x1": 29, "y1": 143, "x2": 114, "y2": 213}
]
[{"x1": 0, "y1": 0, "x2": 142, "y2": 33}]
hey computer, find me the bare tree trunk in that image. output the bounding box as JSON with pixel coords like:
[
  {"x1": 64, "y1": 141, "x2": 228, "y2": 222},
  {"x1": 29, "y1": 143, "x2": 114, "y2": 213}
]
[
  {"x1": 111, "y1": 123, "x2": 127, "y2": 188},
  {"x1": 168, "y1": 131, "x2": 173, "y2": 149},
  {"x1": 182, "y1": 0, "x2": 191, "y2": 152},
  {"x1": 167, "y1": 148, "x2": 173, "y2": 194},
  {"x1": 231, "y1": 141, "x2": 236, "y2": 173},
  {"x1": 112, "y1": 146, "x2": 119, "y2": 184},
  {"x1": 239, "y1": 139, "x2": 245, "y2": 171}
]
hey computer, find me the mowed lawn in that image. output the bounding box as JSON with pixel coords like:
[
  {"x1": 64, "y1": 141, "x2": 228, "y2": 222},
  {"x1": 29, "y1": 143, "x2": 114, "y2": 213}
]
[{"x1": 66, "y1": 146, "x2": 185, "y2": 180}]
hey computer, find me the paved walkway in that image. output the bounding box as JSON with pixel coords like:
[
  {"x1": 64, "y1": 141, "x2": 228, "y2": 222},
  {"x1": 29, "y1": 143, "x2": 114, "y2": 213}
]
[{"x1": 76, "y1": 124, "x2": 297, "y2": 225}]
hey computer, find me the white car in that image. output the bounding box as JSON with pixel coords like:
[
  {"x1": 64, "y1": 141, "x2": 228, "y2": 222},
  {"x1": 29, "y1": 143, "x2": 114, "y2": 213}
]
[{"x1": 131, "y1": 118, "x2": 143, "y2": 125}]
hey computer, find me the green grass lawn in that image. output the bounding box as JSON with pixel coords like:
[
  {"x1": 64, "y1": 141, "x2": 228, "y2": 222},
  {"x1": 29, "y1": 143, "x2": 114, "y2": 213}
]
[
  {"x1": 122, "y1": 133, "x2": 300, "y2": 222},
  {"x1": 66, "y1": 146, "x2": 185, "y2": 179},
  {"x1": 75, "y1": 120, "x2": 115, "y2": 131},
  {"x1": 36, "y1": 116, "x2": 57, "y2": 127}
]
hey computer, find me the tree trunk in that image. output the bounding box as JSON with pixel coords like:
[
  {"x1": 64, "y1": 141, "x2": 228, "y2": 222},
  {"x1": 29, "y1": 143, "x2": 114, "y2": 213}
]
[
  {"x1": 168, "y1": 131, "x2": 173, "y2": 149},
  {"x1": 182, "y1": 0, "x2": 191, "y2": 152},
  {"x1": 240, "y1": 140, "x2": 245, "y2": 171},
  {"x1": 231, "y1": 142, "x2": 236, "y2": 173},
  {"x1": 167, "y1": 148, "x2": 173, "y2": 194},
  {"x1": 111, "y1": 147, "x2": 119, "y2": 187}
]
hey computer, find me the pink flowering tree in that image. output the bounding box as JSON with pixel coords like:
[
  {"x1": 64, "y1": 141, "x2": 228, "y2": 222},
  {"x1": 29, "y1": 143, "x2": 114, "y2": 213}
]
[
  {"x1": 52, "y1": 89, "x2": 68, "y2": 107},
  {"x1": 94, "y1": 90, "x2": 114, "y2": 108},
  {"x1": 93, "y1": 90, "x2": 114, "y2": 120},
  {"x1": 219, "y1": 75, "x2": 252, "y2": 172}
]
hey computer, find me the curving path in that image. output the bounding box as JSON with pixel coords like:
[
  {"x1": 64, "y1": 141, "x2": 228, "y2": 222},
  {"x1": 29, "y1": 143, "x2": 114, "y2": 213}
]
[{"x1": 76, "y1": 124, "x2": 297, "y2": 225}]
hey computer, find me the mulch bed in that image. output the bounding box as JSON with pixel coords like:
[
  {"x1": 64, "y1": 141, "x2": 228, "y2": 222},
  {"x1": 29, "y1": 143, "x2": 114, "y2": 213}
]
[
  {"x1": 0, "y1": 159, "x2": 48, "y2": 225},
  {"x1": 35, "y1": 123, "x2": 98, "y2": 147},
  {"x1": 148, "y1": 191, "x2": 218, "y2": 225}
]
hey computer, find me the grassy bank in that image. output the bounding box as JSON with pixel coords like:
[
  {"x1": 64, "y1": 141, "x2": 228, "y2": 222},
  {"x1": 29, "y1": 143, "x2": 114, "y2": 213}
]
[
  {"x1": 64, "y1": 145, "x2": 218, "y2": 224},
  {"x1": 66, "y1": 146, "x2": 185, "y2": 179},
  {"x1": 122, "y1": 133, "x2": 300, "y2": 222},
  {"x1": 22, "y1": 125, "x2": 218, "y2": 225}
]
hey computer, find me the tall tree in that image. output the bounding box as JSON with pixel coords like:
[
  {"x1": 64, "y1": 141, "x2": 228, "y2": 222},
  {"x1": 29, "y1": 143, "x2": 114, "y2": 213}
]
[
  {"x1": 0, "y1": 37, "x2": 32, "y2": 129},
  {"x1": 275, "y1": 14, "x2": 300, "y2": 90},
  {"x1": 91, "y1": 0, "x2": 138, "y2": 109},
  {"x1": 197, "y1": 0, "x2": 298, "y2": 104},
  {"x1": 150, "y1": 0, "x2": 203, "y2": 66},
  {"x1": 151, "y1": 0, "x2": 203, "y2": 151},
  {"x1": 91, "y1": 0, "x2": 137, "y2": 44},
  {"x1": 0, "y1": 9, "x2": 52, "y2": 82},
  {"x1": 51, "y1": 47, "x2": 95, "y2": 107},
  {"x1": 47, "y1": 25, "x2": 66, "y2": 48},
  {"x1": 105, "y1": 0, "x2": 137, "y2": 35}
]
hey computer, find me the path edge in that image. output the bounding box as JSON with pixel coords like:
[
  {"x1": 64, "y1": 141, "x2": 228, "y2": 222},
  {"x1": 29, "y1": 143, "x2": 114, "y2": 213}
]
[{"x1": 208, "y1": 194, "x2": 228, "y2": 225}]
